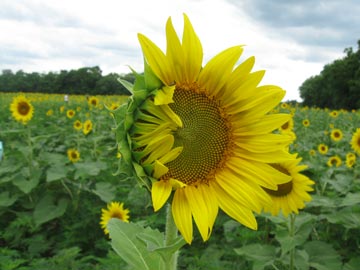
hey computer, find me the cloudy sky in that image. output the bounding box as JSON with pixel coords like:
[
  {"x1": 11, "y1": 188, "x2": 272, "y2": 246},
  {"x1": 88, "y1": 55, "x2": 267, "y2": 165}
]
[{"x1": 1, "y1": 0, "x2": 359, "y2": 101}]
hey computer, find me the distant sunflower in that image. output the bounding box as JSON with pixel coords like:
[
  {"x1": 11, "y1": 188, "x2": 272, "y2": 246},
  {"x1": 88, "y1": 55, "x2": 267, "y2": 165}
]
[
  {"x1": 302, "y1": 119, "x2": 310, "y2": 127},
  {"x1": 66, "y1": 109, "x2": 76, "y2": 119},
  {"x1": 100, "y1": 202, "x2": 130, "y2": 235},
  {"x1": 330, "y1": 129, "x2": 343, "y2": 142},
  {"x1": 46, "y1": 109, "x2": 53, "y2": 116},
  {"x1": 329, "y1": 110, "x2": 339, "y2": 118},
  {"x1": 262, "y1": 157, "x2": 314, "y2": 217},
  {"x1": 346, "y1": 153, "x2": 356, "y2": 168},
  {"x1": 73, "y1": 120, "x2": 83, "y2": 131},
  {"x1": 280, "y1": 103, "x2": 289, "y2": 109},
  {"x1": 309, "y1": 149, "x2": 316, "y2": 156},
  {"x1": 88, "y1": 96, "x2": 99, "y2": 107},
  {"x1": 279, "y1": 117, "x2": 294, "y2": 133},
  {"x1": 318, "y1": 143, "x2": 328, "y2": 155},
  {"x1": 115, "y1": 14, "x2": 295, "y2": 244},
  {"x1": 67, "y1": 148, "x2": 80, "y2": 163},
  {"x1": 350, "y1": 128, "x2": 360, "y2": 154},
  {"x1": 327, "y1": 155, "x2": 342, "y2": 167},
  {"x1": 10, "y1": 95, "x2": 34, "y2": 124},
  {"x1": 83, "y1": 119, "x2": 93, "y2": 135}
]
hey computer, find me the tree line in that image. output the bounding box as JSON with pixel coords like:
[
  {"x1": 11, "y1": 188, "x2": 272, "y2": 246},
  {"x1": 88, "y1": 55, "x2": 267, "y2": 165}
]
[
  {"x1": 0, "y1": 66, "x2": 134, "y2": 95},
  {"x1": 299, "y1": 40, "x2": 360, "y2": 110}
]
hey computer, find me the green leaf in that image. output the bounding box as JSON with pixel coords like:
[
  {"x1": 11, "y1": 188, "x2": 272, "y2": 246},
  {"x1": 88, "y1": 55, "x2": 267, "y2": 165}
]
[
  {"x1": 234, "y1": 243, "x2": 276, "y2": 265},
  {"x1": 325, "y1": 207, "x2": 360, "y2": 229},
  {"x1": 108, "y1": 219, "x2": 166, "y2": 270},
  {"x1": 92, "y1": 182, "x2": 116, "y2": 202},
  {"x1": 343, "y1": 257, "x2": 360, "y2": 270},
  {"x1": 33, "y1": 194, "x2": 69, "y2": 227},
  {"x1": 74, "y1": 161, "x2": 107, "y2": 179},
  {"x1": 339, "y1": 192, "x2": 360, "y2": 207},
  {"x1": 12, "y1": 168, "x2": 41, "y2": 194},
  {"x1": 0, "y1": 191, "x2": 19, "y2": 207},
  {"x1": 46, "y1": 165, "x2": 68, "y2": 182},
  {"x1": 304, "y1": 241, "x2": 341, "y2": 270}
]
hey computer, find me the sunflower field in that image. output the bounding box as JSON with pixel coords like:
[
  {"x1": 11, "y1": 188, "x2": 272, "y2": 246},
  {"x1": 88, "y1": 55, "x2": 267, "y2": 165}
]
[{"x1": 0, "y1": 92, "x2": 359, "y2": 270}]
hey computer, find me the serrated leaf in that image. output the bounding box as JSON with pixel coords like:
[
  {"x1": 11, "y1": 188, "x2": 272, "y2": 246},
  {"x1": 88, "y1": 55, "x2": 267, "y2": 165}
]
[
  {"x1": 33, "y1": 194, "x2": 69, "y2": 227},
  {"x1": 46, "y1": 165, "x2": 68, "y2": 182},
  {"x1": 108, "y1": 219, "x2": 166, "y2": 270},
  {"x1": 339, "y1": 192, "x2": 360, "y2": 207},
  {"x1": 12, "y1": 169, "x2": 41, "y2": 194},
  {"x1": 92, "y1": 182, "x2": 116, "y2": 202},
  {"x1": 304, "y1": 241, "x2": 341, "y2": 270},
  {"x1": 325, "y1": 207, "x2": 360, "y2": 229}
]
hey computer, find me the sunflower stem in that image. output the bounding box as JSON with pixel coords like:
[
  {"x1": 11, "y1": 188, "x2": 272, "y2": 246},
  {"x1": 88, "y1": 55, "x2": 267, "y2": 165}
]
[
  {"x1": 165, "y1": 203, "x2": 178, "y2": 270},
  {"x1": 289, "y1": 213, "x2": 296, "y2": 270}
]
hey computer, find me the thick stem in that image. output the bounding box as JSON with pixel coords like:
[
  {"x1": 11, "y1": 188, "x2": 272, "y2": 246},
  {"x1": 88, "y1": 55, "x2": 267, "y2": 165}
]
[
  {"x1": 165, "y1": 203, "x2": 178, "y2": 270},
  {"x1": 289, "y1": 214, "x2": 296, "y2": 270}
]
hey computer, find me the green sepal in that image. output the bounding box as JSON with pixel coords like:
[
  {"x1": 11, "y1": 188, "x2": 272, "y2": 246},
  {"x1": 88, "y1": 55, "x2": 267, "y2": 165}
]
[
  {"x1": 118, "y1": 78, "x2": 134, "y2": 95},
  {"x1": 132, "y1": 162, "x2": 151, "y2": 190},
  {"x1": 144, "y1": 59, "x2": 163, "y2": 91}
]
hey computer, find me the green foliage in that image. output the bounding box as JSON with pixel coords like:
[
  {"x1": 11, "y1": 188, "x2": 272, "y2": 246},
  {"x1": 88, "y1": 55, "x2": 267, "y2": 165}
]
[{"x1": 300, "y1": 40, "x2": 360, "y2": 110}]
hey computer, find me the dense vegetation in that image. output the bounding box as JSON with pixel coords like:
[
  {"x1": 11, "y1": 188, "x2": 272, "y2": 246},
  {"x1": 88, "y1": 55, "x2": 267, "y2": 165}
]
[
  {"x1": 299, "y1": 40, "x2": 360, "y2": 110},
  {"x1": 1, "y1": 93, "x2": 360, "y2": 269},
  {"x1": 0, "y1": 66, "x2": 134, "y2": 95}
]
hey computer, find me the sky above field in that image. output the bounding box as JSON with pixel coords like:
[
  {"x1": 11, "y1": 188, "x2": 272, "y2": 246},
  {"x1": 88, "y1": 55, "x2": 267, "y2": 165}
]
[{"x1": 1, "y1": 0, "x2": 359, "y2": 101}]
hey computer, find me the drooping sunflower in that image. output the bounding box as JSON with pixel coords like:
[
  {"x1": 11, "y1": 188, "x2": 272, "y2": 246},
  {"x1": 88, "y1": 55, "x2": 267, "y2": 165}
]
[
  {"x1": 66, "y1": 109, "x2": 76, "y2": 119},
  {"x1": 330, "y1": 128, "x2": 343, "y2": 142},
  {"x1": 10, "y1": 95, "x2": 34, "y2": 124},
  {"x1": 262, "y1": 156, "x2": 314, "y2": 217},
  {"x1": 67, "y1": 148, "x2": 80, "y2": 163},
  {"x1": 73, "y1": 120, "x2": 83, "y2": 131},
  {"x1": 350, "y1": 128, "x2": 360, "y2": 154},
  {"x1": 327, "y1": 155, "x2": 342, "y2": 167},
  {"x1": 317, "y1": 143, "x2": 328, "y2": 155},
  {"x1": 100, "y1": 202, "x2": 130, "y2": 235},
  {"x1": 115, "y1": 14, "x2": 295, "y2": 244},
  {"x1": 83, "y1": 119, "x2": 93, "y2": 135}
]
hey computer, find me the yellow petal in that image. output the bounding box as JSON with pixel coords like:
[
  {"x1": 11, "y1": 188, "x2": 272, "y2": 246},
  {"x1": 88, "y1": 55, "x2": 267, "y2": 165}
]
[
  {"x1": 169, "y1": 178, "x2": 187, "y2": 189},
  {"x1": 172, "y1": 188, "x2": 193, "y2": 244},
  {"x1": 151, "y1": 180, "x2": 172, "y2": 211},
  {"x1": 154, "y1": 85, "x2": 175, "y2": 105},
  {"x1": 153, "y1": 160, "x2": 169, "y2": 179}
]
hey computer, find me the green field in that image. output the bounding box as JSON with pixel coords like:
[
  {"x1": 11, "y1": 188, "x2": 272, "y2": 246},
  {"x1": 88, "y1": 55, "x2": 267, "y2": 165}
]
[{"x1": 1, "y1": 93, "x2": 360, "y2": 270}]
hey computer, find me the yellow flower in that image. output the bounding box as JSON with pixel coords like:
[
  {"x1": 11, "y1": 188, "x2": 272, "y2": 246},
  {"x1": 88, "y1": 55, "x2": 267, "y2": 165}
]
[
  {"x1": 309, "y1": 149, "x2": 316, "y2": 156},
  {"x1": 46, "y1": 109, "x2": 53, "y2": 116},
  {"x1": 280, "y1": 103, "x2": 289, "y2": 109},
  {"x1": 262, "y1": 157, "x2": 314, "y2": 217},
  {"x1": 60, "y1": 105, "x2": 65, "y2": 113},
  {"x1": 83, "y1": 119, "x2": 93, "y2": 135},
  {"x1": 302, "y1": 119, "x2": 310, "y2": 127},
  {"x1": 10, "y1": 95, "x2": 34, "y2": 124},
  {"x1": 67, "y1": 148, "x2": 80, "y2": 163},
  {"x1": 116, "y1": 14, "x2": 294, "y2": 244},
  {"x1": 329, "y1": 110, "x2": 339, "y2": 118},
  {"x1": 317, "y1": 144, "x2": 328, "y2": 155},
  {"x1": 279, "y1": 117, "x2": 294, "y2": 133},
  {"x1": 346, "y1": 153, "x2": 356, "y2": 168},
  {"x1": 350, "y1": 128, "x2": 360, "y2": 154},
  {"x1": 66, "y1": 109, "x2": 76, "y2": 119},
  {"x1": 73, "y1": 120, "x2": 83, "y2": 131},
  {"x1": 100, "y1": 202, "x2": 130, "y2": 235},
  {"x1": 327, "y1": 155, "x2": 342, "y2": 167},
  {"x1": 330, "y1": 129, "x2": 343, "y2": 142},
  {"x1": 88, "y1": 96, "x2": 99, "y2": 107}
]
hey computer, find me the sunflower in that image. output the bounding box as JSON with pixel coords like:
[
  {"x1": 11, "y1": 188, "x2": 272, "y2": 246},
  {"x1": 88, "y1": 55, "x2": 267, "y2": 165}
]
[
  {"x1": 88, "y1": 96, "x2": 99, "y2": 107},
  {"x1": 10, "y1": 95, "x2": 34, "y2": 124},
  {"x1": 100, "y1": 202, "x2": 130, "y2": 235},
  {"x1": 327, "y1": 155, "x2": 342, "y2": 167},
  {"x1": 46, "y1": 109, "x2": 54, "y2": 116},
  {"x1": 280, "y1": 102, "x2": 289, "y2": 109},
  {"x1": 279, "y1": 117, "x2": 294, "y2": 133},
  {"x1": 317, "y1": 143, "x2": 328, "y2": 155},
  {"x1": 329, "y1": 110, "x2": 339, "y2": 118},
  {"x1": 346, "y1": 153, "x2": 356, "y2": 168},
  {"x1": 309, "y1": 149, "x2": 316, "y2": 156},
  {"x1": 115, "y1": 14, "x2": 295, "y2": 244},
  {"x1": 66, "y1": 109, "x2": 76, "y2": 119},
  {"x1": 330, "y1": 129, "x2": 343, "y2": 142},
  {"x1": 302, "y1": 119, "x2": 310, "y2": 127},
  {"x1": 262, "y1": 157, "x2": 314, "y2": 217},
  {"x1": 83, "y1": 119, "x2": 93, "y2": 135},
  {"x1": 73, "y1": 120, "x2": 83, "y2": 131},
  {"x1": 350, "y1": 128, "x2": 360, "y2": 154},
  {"x1": 67, "y1": 148, "x2": 80, "y2": 163}
]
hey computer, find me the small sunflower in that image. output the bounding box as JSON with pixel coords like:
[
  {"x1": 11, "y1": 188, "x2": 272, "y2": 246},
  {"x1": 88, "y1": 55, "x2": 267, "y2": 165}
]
[
  {"x1": 279, "y1": 117, "x2": 294, "y2": 133},
  {"x1": 10, "y1": 95, "x2": 34, "y2": 124},
  {"x1": 350, "y1": 128, "x2": 360, "y2": 154},
  {"x1": 262, "y1": 157, "x2": 314, "y2": 217},
  {"x1": 280, "y1": 103, "x2": 289, "y2": 109},
  {"x1": 115, "y1": 14, "x2": 295, "y2": 244},
  {"x1": 46, "y1": 109, "x2": 53, "y2": 116},
  {"x1": 330, "y1": 129, "x2": 343, "y2": 142},
  {"x1": 346, "y1": 153, "x2": 356, "y2": 168},
  {"x1": 317, "y1": 144, "x2": 328, "y2": 155},
  {"x1": 60, "y1": 105, "x2": 65, "y2": 113},
  {"x1": 83, "y1": 119, "x2": 93, "y2": 135},
  {"x1": 100, "y1": 202, "x2": 130, "y2": 235},
  {"x1": 309, "y1": 149, "x2": 316, "y2": 156},
  {"x1": 329, "y1": 110, "x2": 339, "y2": 118},
  {"x1": 67, "y1": 148, "x2": 80, "y2": 163},
  {"x1": 88, "y1": 96, "x2": 99, "y2": 108},
  {"x1": 66, "y1": 109, "x2": 76, "y2": 119},
  {"x1": 327, "y1": 155, "x2": 342, "y2": 167},
  {"x1": 302, "y1": 119, "x2": 310, "y2": 127},
  {"x1": 73, "y1": 120, "x2": 83, "y2": 131}
]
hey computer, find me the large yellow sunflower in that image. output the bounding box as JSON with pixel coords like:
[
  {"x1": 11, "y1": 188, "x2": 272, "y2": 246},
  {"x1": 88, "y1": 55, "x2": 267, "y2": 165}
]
[
  {"x1": 350, "y1": 128, "x2": 360, "y2": 154},
  {"x1": 10, "y1": 95, "x2": 34, "y2": 124},
  {"x1": 100, "y1": 202, "x2": 130, "y2": 235},
  {"x1": 115, "y1": 14, "x2": 295, "y2": 244},
  {"x1": 262, "y1": 157, "x2": 314, "y2": 217}
]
